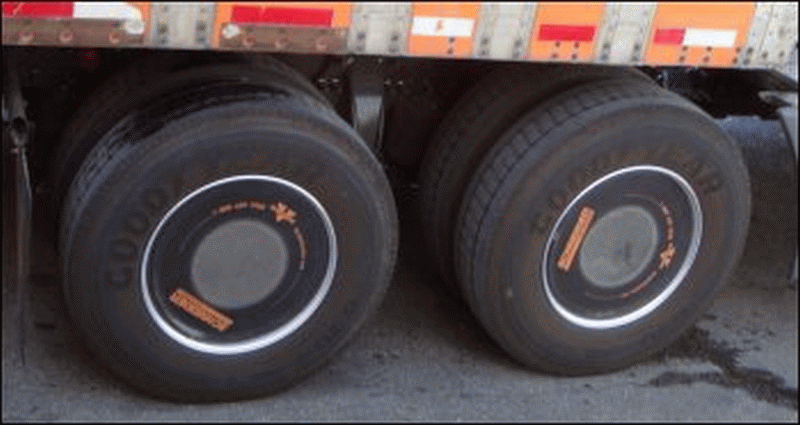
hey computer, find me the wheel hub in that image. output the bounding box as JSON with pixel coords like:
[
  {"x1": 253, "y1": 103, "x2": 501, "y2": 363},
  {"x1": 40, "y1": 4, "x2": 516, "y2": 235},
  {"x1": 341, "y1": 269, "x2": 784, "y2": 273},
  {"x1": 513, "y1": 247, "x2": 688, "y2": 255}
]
[
  {"x1": 191, "y1": 218, "x2": 289, "y2": 310},
  {"x1": 542, "y1": 165, "x2": 702, "y2": 329},
  {"x1": 141, "y1": 175, "x2": 337, "y2": 355},
  {"x1": 578, "y1": 205, "x2": 659, "y2": 289}
]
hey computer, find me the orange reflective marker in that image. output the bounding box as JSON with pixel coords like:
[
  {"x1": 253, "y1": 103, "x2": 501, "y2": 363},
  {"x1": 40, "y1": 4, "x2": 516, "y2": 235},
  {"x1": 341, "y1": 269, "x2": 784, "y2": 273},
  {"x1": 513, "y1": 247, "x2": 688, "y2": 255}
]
[
  {"x1": 557, "y1": 206, "x2": 596, "y2": 272},
  {"x1": 644, "y1": 2, "x2": 755, "y2": 66},
  {"x1": 212, "y1": 2, "x2": 351, "y2": 48},
  {"x1": 408, "y1": 2, "x2": 479, "y2": 57},
  {"x1": 528, "y1": 2, "x2": 605, "y2": 62},
  {"x1": 270, "y1": 202, "x2": 297, "y2": 225},
  {"x1": 169, "y1": 288, "x2": 234, "y2": 332},
  {"x1": 659, "y1": 242, "x2": 676, "y2": 270}
]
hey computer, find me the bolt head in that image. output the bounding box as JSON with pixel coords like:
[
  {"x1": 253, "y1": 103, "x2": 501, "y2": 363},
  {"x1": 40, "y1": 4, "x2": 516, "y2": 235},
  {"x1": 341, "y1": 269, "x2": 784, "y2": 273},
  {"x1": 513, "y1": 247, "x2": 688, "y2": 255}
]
[
  {"x1": 222, "y1": 23, "x2": 242, "y2": 40},
  {"x1": 59, "y1": 29, "x2": 73, "y2": 44},
  {"x1": 124, "y1": 19, "x2": 145, "y2": 35}
]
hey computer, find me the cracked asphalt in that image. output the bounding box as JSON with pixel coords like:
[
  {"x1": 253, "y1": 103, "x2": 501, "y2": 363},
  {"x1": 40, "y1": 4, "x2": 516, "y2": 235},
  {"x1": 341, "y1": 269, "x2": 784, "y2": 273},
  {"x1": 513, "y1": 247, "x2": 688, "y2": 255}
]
[{"x1": 2, "y1": 115, "x2": 798, "y2": 421}]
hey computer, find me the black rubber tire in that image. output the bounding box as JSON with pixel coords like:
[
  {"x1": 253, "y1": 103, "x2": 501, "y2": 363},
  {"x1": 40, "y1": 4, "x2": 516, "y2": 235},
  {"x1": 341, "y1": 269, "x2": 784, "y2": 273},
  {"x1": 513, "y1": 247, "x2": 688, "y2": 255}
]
[
  {"x1": 456, "y1": 78, "x2": 750, "y2": 374},
  {"x1": 59, "y1": 80, "x2": 397, "y2": 401},
  {"x1": 418, "y1": 65, "x2": 654, "y2": 292},
  {"x1": 48, "y1": 55, "x2": 329, "y2": 223}
]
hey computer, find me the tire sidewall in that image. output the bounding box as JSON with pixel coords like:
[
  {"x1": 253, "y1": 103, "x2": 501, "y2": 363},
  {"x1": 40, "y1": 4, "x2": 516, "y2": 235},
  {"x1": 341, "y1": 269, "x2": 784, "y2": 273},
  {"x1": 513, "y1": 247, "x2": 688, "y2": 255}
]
[
  {"x1": 51, "y1": 60, "x2": 330, "y2": 224},
  {"x1": 471, "y1": 97, "x2": 749, "y2": 372},
  {"x1": 63, "y1": 100, "x2": 396, "y2": 397},
  {"x1": 420, "y1": 68, "x2": 653, "y2": 290}
]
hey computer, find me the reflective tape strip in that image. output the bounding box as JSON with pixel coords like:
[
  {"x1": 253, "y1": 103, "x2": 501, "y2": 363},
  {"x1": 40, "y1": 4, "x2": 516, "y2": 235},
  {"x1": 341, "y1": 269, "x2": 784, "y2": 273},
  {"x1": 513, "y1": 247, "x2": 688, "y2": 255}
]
[
  {"x1": 653, "y1": 28, "x2": 685, "y2": 45},
  {"x1": 411, "y1": 16, "x2": 474, "y2": 38},
  {"x1": 653, "y1": 28, "x2": 737, "y2": 48},
  {"x1": 538, "y1": 24, "x2": 595, "y2": 42},
  {"x1": 230, "y1": 5, "x2": 334, "y2": 27},
  {"x1": 683, "y1": 28, "x2": 737, "y2": 48},
  {"x1": 2, "y1": 2, "x2": 73, "y2": 17},
  {"x1": 74, "y1": 2, "x2": 142, "y2": 20}
]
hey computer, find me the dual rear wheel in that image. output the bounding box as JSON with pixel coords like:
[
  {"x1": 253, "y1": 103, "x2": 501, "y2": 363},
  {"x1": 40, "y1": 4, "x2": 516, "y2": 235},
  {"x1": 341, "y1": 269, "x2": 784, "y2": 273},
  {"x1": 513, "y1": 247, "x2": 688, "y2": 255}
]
[
  {"x1": 420, "y1": 69, "x2": 751, "y2": 374},
  {"x1": 58, "y1": 59, "x2": 751, "y2": 400},
  {"x1": 58, "y1": 60, "x2": 397, "y2": 401}
]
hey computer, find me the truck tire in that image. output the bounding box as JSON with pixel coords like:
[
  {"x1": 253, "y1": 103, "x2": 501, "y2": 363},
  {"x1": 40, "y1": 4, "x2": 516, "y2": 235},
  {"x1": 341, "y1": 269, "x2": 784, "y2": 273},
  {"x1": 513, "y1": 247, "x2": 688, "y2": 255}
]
[
  {"x1": 456, "y1": 79, "x2": 750, "y2": 374},
  {"x1": 49, "y1": 56, "x2": 330, "y2": 224},
  {"x1": 59, "y1": 80, "x2": 398, "y2": 401},
  {"x1": 418, "y1": 65, "x2": 654, "y2": 293}
]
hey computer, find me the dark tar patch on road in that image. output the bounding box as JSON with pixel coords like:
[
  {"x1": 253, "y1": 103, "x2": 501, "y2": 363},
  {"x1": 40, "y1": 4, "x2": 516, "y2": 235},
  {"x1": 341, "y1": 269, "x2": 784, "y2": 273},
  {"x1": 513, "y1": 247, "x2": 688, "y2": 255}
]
[{"x1": 645, "y1": 326, "x2": 798, "y2": 411}]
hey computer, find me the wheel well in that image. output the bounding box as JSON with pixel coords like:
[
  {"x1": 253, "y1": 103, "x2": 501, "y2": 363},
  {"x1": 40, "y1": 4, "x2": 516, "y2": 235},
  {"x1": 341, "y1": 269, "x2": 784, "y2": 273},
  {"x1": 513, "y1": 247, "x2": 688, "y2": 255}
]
[
  {"x1": 646, "y1": 66, "x2": 798, "y2": 119},
  {"x1": 6, "y1": 47, "x2": 257, "y2": 192},
  {"x1": 7, "y1": 45, "x2": 794, "y2": 193}
]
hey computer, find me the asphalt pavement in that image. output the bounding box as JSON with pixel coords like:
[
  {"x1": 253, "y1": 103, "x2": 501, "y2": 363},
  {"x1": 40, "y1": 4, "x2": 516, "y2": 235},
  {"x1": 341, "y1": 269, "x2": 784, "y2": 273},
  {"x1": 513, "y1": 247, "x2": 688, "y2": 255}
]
[{"x1": 2, "y1": 115, "x2": 797, "y2": 421}]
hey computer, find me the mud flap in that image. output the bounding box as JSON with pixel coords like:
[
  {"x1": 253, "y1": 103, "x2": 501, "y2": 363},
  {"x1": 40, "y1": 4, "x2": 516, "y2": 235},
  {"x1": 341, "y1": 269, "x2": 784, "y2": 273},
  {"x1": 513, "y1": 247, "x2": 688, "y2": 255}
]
[
  {"x1": 773, "y1": 93, "x2": 797, "y2": 283},
  {"x1": 3, "y1": 62, "x2": 33, "y2": 366}
]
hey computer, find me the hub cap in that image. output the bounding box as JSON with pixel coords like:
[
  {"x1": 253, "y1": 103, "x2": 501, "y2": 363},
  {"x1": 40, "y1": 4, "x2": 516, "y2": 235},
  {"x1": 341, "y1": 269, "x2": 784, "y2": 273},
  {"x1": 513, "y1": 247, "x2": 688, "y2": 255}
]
[
  {"x1": 141, "y1": 175, "x2": 337, "y2": 355},
  {"x1": 190, "y1": 218, "x2": 289, "y2": 310},
  {"x1": 578, "y1": 205, "x2": 659, "y2": 289},
  {"x1": 542, "y1": 165, "x2": 702, "y2": 329}
]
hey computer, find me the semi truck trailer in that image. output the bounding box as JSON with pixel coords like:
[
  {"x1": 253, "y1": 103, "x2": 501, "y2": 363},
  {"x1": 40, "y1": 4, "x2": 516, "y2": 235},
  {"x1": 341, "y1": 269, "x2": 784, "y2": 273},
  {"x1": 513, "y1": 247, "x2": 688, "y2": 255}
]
[{"x1": 2, "y1": 1, "x2": 797, "y2": 402}]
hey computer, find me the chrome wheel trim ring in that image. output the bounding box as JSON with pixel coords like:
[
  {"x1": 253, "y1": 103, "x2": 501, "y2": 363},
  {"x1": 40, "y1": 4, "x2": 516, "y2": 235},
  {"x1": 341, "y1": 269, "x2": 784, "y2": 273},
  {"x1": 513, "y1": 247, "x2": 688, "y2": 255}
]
[
  {"x1": 541, "y1": 165, "x2": 703, "y2": 330},
  {"x1": 141, "y1": 175, "x2": 337, "y2": 355}
]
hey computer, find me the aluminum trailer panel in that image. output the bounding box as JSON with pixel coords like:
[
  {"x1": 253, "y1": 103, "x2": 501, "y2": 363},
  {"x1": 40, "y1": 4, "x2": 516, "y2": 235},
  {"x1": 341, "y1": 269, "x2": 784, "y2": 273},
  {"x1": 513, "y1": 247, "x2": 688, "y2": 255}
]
[{"x1": 2, "y1": 2, "x2": 797, "y2": 79}]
